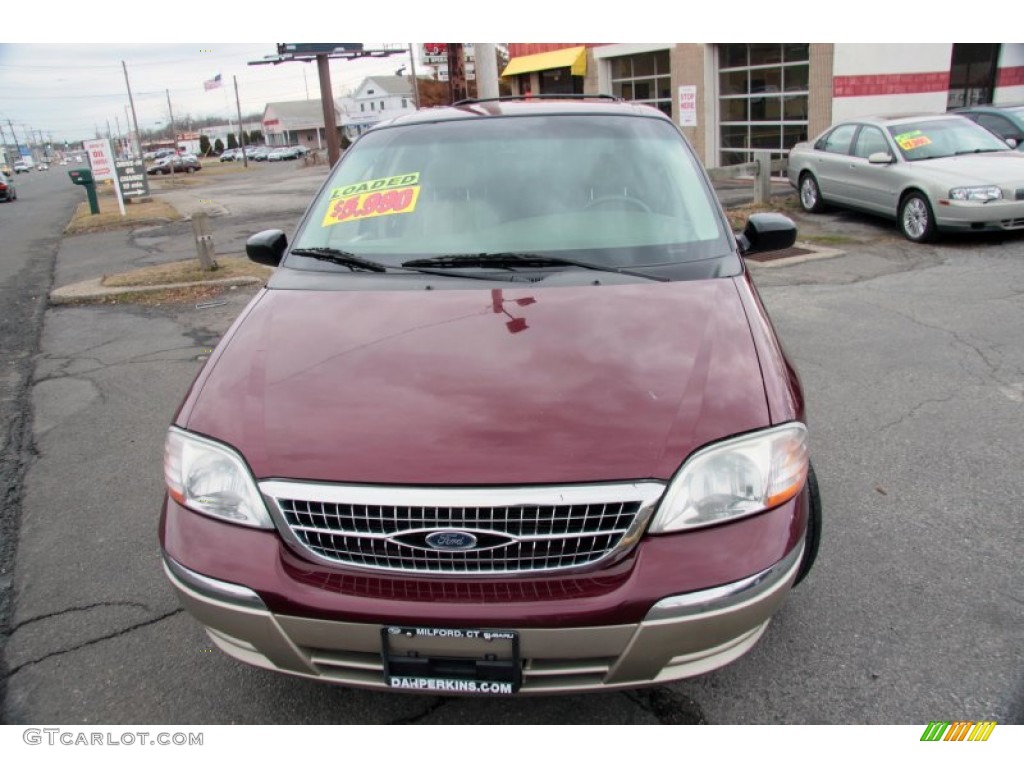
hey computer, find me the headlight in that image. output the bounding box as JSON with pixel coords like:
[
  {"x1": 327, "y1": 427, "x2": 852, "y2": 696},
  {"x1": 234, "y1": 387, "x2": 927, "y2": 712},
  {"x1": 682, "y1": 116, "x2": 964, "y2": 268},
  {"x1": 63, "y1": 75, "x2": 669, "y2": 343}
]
[
  {"x1": 163, "y1": 427, "x2": 273, "y2": 528},
  {"x1": 949, "y1": 186, "x2": 1002, "y2": 202},
  {"x1": 649, "y1": 423, "x2": 808, "y2": 534}
]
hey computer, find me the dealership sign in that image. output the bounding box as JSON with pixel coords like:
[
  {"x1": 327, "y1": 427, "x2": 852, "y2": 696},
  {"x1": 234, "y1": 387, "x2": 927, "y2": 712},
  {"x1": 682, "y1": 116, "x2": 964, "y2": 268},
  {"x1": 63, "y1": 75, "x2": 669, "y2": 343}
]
[{"x1": 422, "y1": 43, "x2": 475, "y2": 66}]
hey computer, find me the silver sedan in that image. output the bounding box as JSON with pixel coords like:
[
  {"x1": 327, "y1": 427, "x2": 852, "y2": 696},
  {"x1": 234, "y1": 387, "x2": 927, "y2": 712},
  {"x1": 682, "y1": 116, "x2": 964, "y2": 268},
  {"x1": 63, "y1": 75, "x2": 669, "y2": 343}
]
[{"x1": 787, "y1": 114, "x2": 1024, "y2": 242}]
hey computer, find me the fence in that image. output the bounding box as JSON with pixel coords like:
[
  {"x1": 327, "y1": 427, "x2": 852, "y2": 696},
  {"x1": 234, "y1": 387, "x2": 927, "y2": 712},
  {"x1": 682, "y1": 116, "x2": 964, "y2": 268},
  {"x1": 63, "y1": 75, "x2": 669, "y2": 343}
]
[{"x1": 706, "y1": 151, "x2": 789, "y2": 204}]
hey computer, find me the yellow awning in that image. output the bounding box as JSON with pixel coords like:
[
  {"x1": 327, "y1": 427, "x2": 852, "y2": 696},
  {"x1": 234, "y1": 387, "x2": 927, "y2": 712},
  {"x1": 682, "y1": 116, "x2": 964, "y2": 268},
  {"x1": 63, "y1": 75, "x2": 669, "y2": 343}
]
[{"x1": 502, "y1": 46, "x2": 587, "y2": 78}]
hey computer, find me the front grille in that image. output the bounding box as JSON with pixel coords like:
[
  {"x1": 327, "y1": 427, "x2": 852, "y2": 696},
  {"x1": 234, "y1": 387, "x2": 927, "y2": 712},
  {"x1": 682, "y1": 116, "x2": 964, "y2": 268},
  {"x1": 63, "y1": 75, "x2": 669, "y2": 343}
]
[{"x1": 262, "y1": 481, "x2": 663, "y2": 575}]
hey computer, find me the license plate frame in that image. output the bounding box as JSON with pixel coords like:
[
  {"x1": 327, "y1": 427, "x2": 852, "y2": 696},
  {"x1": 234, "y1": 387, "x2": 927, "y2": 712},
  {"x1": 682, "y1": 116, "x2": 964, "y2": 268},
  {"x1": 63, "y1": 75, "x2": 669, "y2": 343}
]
[{"x1": 381, "y1": 625, "x2": 521, "y2": 695}]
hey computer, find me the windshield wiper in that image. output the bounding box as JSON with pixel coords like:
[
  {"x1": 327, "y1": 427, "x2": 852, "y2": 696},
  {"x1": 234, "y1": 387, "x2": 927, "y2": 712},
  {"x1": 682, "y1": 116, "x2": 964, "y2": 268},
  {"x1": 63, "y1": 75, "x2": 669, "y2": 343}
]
[
  {"x1": 289, "y1": 247, "x2": 389, "y2": 272},
  {"x1": 953, "y1": 148, "x2": 1004, "y2": 156},
  {"x1": 401, "y1": 252, "x2": 668, "y2": 282},
  {"x1": 289, "y1": 247, "x2": 511, "y2": 282}
]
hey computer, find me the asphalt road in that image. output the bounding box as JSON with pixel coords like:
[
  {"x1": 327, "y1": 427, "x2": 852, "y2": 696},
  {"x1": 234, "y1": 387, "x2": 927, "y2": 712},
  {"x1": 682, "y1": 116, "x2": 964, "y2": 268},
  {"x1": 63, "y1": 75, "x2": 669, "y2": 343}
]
[{"x1": 1, "y1": 161, "x2": 1021, "y2": 725}]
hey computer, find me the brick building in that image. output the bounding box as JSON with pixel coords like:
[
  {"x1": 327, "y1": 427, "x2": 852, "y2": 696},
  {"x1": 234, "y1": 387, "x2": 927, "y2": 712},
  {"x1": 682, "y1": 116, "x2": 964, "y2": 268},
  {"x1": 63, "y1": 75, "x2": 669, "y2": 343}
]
[{"x1": 502, "y1": 43, "x2": 1024, "y2": 168}]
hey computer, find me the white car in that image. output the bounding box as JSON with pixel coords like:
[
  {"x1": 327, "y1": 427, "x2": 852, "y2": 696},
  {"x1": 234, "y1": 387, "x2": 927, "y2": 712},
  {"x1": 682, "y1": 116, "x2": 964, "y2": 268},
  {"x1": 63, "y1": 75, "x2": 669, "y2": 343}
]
[{"x1": 787, "y1": 113, "x2": 1024, "y2": 242}]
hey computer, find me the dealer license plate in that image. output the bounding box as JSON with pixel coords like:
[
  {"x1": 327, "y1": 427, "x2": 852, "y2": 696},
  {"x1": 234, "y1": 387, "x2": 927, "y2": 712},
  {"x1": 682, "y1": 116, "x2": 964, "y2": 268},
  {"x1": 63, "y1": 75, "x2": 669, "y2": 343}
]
[{"x1": 381, "y1": 626, "x2": 521, "y2": 695}]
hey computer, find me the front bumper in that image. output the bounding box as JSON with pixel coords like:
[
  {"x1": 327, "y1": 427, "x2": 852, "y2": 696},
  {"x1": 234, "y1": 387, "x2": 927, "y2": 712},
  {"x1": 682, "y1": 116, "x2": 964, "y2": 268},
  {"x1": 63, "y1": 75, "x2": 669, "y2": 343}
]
[
  {"x1": 165, "y1": 542, "x2": 801, "y2": 693},
  {"x1": 936, "y1": 197, "x2": 1024, "y2": 231},
  {"x1": 161, "y1": 491, "x2": 808, "y2": 693}
]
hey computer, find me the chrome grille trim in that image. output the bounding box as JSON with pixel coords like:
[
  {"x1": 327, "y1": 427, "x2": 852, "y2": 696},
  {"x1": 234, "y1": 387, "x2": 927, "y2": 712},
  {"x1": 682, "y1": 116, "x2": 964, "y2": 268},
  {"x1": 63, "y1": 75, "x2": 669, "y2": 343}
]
[{"x1": 260, "y1": 481, "x2": 665, "y2": 576}]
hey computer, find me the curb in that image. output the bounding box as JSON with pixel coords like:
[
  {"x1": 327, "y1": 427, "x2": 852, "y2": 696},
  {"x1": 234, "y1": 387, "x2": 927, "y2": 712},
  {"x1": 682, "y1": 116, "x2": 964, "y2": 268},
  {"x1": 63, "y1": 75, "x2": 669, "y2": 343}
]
[{"x1": 49, "y1": 276, "x2": 265, "y2": 305}]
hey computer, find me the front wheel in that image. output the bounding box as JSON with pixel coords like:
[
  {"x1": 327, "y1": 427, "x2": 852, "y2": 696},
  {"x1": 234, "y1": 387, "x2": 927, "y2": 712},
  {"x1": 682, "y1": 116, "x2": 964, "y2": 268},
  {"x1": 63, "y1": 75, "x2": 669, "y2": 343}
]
[
  {"x1": 799, "y1": 173, "x2": 825, "y2": 213},
  {"x1": 898, "y1": 192, "x2": 936, "y2": 243},
  {"x1": 794, "y1": 463, "x2": 821, "y2": 586}
]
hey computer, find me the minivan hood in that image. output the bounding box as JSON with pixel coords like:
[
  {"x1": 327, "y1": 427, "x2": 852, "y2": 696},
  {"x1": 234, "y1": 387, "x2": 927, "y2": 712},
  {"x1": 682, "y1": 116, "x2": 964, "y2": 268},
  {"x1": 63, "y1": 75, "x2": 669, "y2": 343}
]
[{"x1": 182, "y1": 279, "x2": 769, "y2": 485}]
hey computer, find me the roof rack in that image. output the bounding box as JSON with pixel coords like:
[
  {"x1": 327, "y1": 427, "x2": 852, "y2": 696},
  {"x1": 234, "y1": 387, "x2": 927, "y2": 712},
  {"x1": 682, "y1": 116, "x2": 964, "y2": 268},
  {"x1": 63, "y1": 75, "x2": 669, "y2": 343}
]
[{"x1": 453, "y1": 94, "x2": 622, "y2": 106}]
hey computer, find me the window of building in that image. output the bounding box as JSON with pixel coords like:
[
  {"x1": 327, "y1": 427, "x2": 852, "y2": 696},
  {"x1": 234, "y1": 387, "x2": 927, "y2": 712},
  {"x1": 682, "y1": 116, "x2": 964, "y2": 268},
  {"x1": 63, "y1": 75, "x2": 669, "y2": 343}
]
[
  {"x1": 402, "y1": 98, "x2": 408, "y2": 108},
  {"x1": 538, "y1": 67, "x2": 581, "y2": 95},
  {"x1": 608, "y1": 50, "x2": 672, "y2": 117},
  {"x1": 947, "y1": 44, "x2": 1001, "y2": 109},
  {"x1": 718, "y1": 43, "x2": 809, "y2": 168},
  {"x1": 360, "y1": 103, "x2": 365, "y2": 113}
]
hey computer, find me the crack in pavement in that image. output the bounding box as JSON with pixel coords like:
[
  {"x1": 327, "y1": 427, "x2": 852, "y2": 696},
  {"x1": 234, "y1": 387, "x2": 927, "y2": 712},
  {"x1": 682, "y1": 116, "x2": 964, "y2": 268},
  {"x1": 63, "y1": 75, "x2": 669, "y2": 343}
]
[
  {"x1": 622, "y1": 687, "x2": 707, "y2": 725},
  {"x1": 387, "y1": 696, "x2": 450, "y2": 725},
  {"x1": 876, "y1": 393, "x2": 960, "y2": 434},
  {"x1": 859, "y1": 298, "x2": 1015, "y2": 388},
  {"x1": 4, "y1": 608, "x2": 183, "y2": 679},
  {"x1": 9, "y1": 600, "x2": 151, "y2": 635}
]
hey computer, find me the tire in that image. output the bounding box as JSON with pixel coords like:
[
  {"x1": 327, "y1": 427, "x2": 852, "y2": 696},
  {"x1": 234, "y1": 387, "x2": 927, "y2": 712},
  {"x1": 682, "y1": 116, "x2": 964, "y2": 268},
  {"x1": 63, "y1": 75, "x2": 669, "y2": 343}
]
[
  {"x1": 898, "y1": 191, "x2": 936, "y2": 243},
  {"x1": 798, "y1": 173, "x2": 825, "y2": 213},
  {"x1": 794, "y1": 462, "x2": 822, "y2": 586}
]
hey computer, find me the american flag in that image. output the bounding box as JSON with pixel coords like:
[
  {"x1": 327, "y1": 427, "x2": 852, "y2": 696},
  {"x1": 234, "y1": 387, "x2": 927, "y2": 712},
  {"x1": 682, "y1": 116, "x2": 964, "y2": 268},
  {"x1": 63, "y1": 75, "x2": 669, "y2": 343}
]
[{"x1": 204, "y1": 74, "x2": 223, "y2": 91}]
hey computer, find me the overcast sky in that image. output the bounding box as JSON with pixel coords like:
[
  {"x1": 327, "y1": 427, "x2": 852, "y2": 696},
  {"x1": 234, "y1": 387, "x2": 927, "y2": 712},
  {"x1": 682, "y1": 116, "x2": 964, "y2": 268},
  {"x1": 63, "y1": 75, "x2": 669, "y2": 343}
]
[{"x1": 0, "y1": 43, "x2": 416, "y2": 144}]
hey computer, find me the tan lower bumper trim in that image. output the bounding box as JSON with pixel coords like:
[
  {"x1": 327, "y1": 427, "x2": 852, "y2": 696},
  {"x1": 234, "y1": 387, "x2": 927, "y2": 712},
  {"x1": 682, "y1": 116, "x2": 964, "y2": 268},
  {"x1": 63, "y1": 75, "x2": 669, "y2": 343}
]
[{"x1": 165, "y1": 550, "x2": 802, "y2": 693}]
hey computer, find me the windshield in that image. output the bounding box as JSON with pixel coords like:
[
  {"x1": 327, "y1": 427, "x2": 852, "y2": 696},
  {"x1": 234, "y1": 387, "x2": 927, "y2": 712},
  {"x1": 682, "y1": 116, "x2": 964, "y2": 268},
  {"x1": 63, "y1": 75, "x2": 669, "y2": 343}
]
[
  {"x1": 289, "y1": 114, "x2": 730, "y2": 272},
  {"x1": 887, "y1": 118, "x2": 1010, "y2": 160}
]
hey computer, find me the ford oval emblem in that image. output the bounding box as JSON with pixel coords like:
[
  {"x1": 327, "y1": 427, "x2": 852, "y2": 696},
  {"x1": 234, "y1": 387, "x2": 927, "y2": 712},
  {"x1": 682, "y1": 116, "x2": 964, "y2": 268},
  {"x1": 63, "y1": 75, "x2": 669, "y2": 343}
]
[{"x1": 425, "y1": 531, "x2": 478, "y2": 551}]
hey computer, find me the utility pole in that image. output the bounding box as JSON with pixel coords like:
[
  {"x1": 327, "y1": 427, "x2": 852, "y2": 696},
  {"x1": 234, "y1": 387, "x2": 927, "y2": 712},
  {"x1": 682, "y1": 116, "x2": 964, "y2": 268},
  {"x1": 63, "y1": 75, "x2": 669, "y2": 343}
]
[
  {"x1": 123, "y1": 61, "x2": 144, "y2": 159},
  {"x1": 475, "y1": 43, "x2": 499, "y2": 101},
  {"x1": 234, "y1": 75, "x2": 248, "y2": 168},
  {"x1": 115, "y1": 115, "x2": 122, "y2": 157},
  {"x1": 408, "y1": 44, "x2": 420, "y2": 109},
  {"x1": 317, "y1": 54, "x2": 341, "y2": 166},
  {"x1": 166, "y1": 89, "x2": 176, "y2": 176},
  {"x1": 447, "y1": 44, "x2": 467, "y2": 104}
]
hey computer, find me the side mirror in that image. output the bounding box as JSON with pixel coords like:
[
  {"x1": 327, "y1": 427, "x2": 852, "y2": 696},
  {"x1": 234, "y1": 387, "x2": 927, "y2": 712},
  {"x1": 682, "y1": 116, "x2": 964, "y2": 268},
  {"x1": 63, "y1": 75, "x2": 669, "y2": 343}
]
[
  {"x1": 1006, "y1": 137, "x2": 1018, "y2": 149},
  {"x1": 737, "y1": 213, "x2": 797, "y2": 255},
  {"x1": 246, "y1": 229, "x2": 287, "y2": 267},
  {"x1": 868, "y1": 151, "x2": 895, "y2": 165}
]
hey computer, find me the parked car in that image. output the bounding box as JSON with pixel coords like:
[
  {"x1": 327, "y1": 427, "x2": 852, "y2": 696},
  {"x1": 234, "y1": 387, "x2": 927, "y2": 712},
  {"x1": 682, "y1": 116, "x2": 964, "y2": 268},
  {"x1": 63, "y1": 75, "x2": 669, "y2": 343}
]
[
  {"x1": 147, "y1": 154, "x2": 202, "y2": 175},
  {"x1": 0, "y1": 163, "x2": 11, "y2": 176},
  {"x1": 787, "y1": 113, "x2": 1024, "y2": 242},
  {"x1": 219, "y1": 148, "x2": 241, "y2": 162},
  {"x1": 161, "y1": 96, "x2": 820, "y2": 696},
  {"x1": 13, "y1": 160, "x2": 30, "y2": 174},
  {"x1": 37, "y1": 162, "x2": 49, "y2": 171},
  {"x1": 268, "y1": 146, "x2": 306, "y2": 161},
  {"x1": 250, "y1": 146, "x2": 273, "y2": 161},
  {"x1": 0, "y1": 171, "x2": 16, "y2": 202},
  {"x1": 952, "y1": 104, "x2": 1024, "y2": 151}
]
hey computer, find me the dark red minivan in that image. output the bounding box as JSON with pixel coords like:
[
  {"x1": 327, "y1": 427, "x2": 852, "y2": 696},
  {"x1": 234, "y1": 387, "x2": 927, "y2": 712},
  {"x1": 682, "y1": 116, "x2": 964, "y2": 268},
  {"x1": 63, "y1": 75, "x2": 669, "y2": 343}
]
[{"x1": 161, "y1": 96, "x2": 821, "y2": 695}]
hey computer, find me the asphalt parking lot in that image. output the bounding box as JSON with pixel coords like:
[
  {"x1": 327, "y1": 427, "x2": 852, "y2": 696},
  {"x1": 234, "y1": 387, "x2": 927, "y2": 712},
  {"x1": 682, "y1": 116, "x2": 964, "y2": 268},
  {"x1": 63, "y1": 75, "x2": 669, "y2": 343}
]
[{"x1": 0, "y1": 160, "x2": 1021, "y2": 725}]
